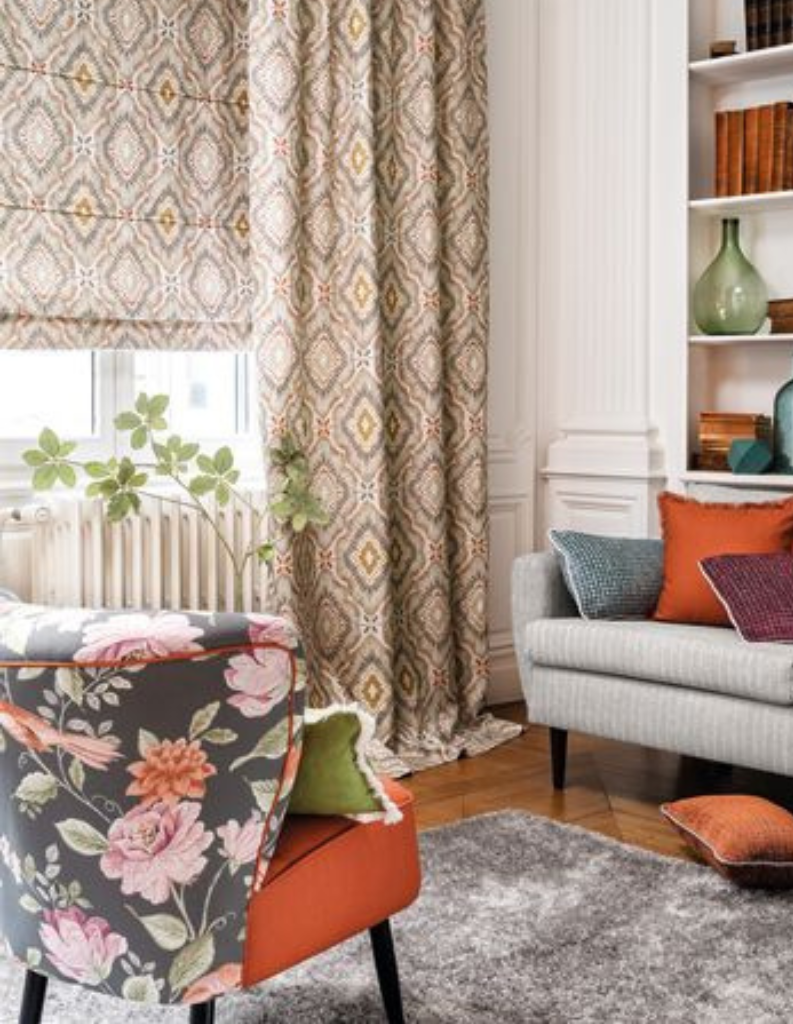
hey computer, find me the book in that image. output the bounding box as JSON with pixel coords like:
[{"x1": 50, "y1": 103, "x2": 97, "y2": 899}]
[
  {"x1": 771, "y1": 317, "x2": 793, "y2": 334},
  {"x1": 727, "y1": 109, "x2": 745, "y2": 196},
  {"x1": 769, "y1": 298, "x2": 793, "y2": 317},
  {"x1": 772, "y1": 0, "x2": 787, "y2": 43},
  {"x1": 772, "y1": 102, "x2": 790, "y2": 190},
  {"x1": 786, "y1": 0, "x2": 793, "y2": 42},
  {"x1": 758, "y1": 104, "x2": 776, "y2": 191},
  {"x1": 757, "y1": 0, "x2": 773, "y2": 47},
  {"x1": 787, "y1": 105, "x2": 793, "y2": 190},
  {"x1": 745, "y1": 0, "x2": 760, "y2": 49},
  {"x1": 744, "y1": 106, "x2": 761, "y2": 193},
  {"x1": 715, "y1": 112, "x2": 729, "y2": 196}
]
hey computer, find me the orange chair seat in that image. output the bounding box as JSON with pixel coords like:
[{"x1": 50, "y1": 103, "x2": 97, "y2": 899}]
[{"x1": 242, "y1": 780, "x2": 420, "y2": 986}]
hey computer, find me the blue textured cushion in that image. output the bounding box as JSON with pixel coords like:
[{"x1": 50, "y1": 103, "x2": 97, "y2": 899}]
[{"x1": 548, "y1": 530, "x2": 664, "y2": 620}]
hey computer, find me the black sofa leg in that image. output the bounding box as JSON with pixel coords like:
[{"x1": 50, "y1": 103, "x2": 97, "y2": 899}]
[
  {"x1": 550, "y1": 727, "x2": 568, "y2": 790},
  {"x1": 370, "y1": 919, "x2": 406, "y2": 1024},
  {"x1": 19, "y1": 970, "x2": 47, "y2": 1024},
  {"x1": 189, "y1": 1000, "x2": 216, "y2": 1024}
]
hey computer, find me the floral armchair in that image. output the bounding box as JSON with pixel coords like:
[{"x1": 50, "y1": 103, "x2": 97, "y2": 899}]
[{"x1": 0, "y1": 598, "x2": 306, "y2": 1021}]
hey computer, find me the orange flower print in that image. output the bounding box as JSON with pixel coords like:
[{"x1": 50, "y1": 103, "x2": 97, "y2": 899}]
[
  {"x1": 0, "y1": 701, "x2": 120, "y2": 770},
  {"x1": 127, "y1": 738, "x2": 216, "y2": 806}
]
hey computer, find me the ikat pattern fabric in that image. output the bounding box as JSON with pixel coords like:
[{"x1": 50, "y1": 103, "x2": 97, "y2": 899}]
[
  {"x1": 0, "y1": 0, "x2": 251, "y2": 349},
  {"x1": 250, "y1": 0, "x2": 520, "y2": 773},
  {"x1": 0, "y1": 599, "x2": 306, "y2": 1005}
]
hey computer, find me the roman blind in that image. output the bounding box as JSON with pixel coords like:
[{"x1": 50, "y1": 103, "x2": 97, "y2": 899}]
[{"x1": 0, "y1": 0, "x2": 250, "y2": 350}]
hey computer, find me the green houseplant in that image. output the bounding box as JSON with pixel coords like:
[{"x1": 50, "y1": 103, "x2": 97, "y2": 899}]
[{"x1": 22, "y1": 393, "x2": 327, "y2": 610}]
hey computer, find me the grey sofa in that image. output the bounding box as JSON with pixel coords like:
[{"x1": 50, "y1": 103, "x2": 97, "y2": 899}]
[{"x1": 512, "y1": 551, "x2": 793, "y2": 789}]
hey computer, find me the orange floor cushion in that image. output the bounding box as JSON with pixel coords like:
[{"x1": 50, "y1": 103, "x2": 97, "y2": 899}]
[{"x1": 242, "y1": 779, "x2": 421, "y2": 986}]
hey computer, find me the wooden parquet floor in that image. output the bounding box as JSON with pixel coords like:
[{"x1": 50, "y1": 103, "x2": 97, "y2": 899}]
[{"x1": 403, "y1": 703, "x2": 793, "y2": 863}]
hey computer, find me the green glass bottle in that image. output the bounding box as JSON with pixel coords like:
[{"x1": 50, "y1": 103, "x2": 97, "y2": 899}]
[
  {"x1": 774, "y1": 359, "x2": 793, "y2": 473},
  {"x1": 693, "y1": 218, "x2": 768, "y2": 335}
]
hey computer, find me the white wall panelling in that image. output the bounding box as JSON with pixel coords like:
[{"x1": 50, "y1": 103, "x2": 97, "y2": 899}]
[{"x1": 537, "y1": 0, "x2": 670, "y2": 539}]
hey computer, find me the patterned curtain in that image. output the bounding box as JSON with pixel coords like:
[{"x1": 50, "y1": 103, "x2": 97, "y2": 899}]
[
  {"x1": 0, "y1": 1, "x2": 250, "y2": 350},
  {"x1": 250, "y1": 0, "x2": 521, "y2": 773}
]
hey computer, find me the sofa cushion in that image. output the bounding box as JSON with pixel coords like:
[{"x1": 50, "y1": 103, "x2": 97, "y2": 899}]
[{"x1": 526, "y1": 618, "x2": 793, "y2": 706}]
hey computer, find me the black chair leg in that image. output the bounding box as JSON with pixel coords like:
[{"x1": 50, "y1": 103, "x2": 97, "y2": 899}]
[
  {"x1": 370, "y1": 919, "x2": 406, "y2": 1024},
  {"x1": 189, "y1": 1000, "x2": 216, "y2": 1024},
  {"x1": 19, "y1": 970, "x2": 47, "y2": 1024},
  {"x1": 550, "y1": 727, "x2": 568, "y2": 790}
]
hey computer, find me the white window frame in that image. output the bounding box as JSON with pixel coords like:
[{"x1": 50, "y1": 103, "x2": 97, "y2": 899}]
[{"x1": 0, "y1": 350, "x2": 262, "y2": 504}]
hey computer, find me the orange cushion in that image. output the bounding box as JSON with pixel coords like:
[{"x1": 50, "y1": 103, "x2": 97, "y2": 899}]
[
  {"x1": 242, "y1": 779, "x2": 420, "y2": 986},
  {"x1": 654, "y1": 492, "x2": 793, "y2": 626},
  {"x1": 662, "y1": 795, "x2": 793, "y2": 888}
]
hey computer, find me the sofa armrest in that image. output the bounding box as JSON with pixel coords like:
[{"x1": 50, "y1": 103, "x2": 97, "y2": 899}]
[{"x1": 511, "y1": 552, "x2": 577, "y2": 693}]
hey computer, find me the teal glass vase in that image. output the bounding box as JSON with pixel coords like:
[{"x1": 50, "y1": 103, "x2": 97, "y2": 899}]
[
  {"x1": 692, "y1": 218, "x2": 768, "y2": 335},
  {"x1": 774, "y1": 360, "x2": 793, "y2": 473}
]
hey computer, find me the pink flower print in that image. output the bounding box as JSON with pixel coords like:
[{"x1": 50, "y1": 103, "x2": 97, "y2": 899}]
[
  {"x1": 218, "y1": 815, "x2": 262, "y2": 870},
  {"x1": 100, "y1": 801, "x2": 212, "y2": 905},
  {"x1": 74, "y1": 613, "x2": 203, "y2": 663},
  {"x1": 40, "y1": 908, "x2": 127, "y2": 985},
  {"x1": 248, "y1": 614, "x2": 299, "y2": 649},
  {"x1": 183, "y1": 963, "x2": 242, "y2": 1004},
  {"x1": 224, "y1": 648, "x2": 292, "y2": 718}
]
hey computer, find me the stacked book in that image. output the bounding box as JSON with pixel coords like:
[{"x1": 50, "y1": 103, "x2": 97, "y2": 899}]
[
  {"x1": 770, "y1": 298, "x2": 793, "y2": 333},
  {"x1": 697, "y1": 413, "x2": 772, "y2": 471},
  {"x1": 745, "y1": 0, "x2": 793, "y2": 49},
  {"x1": 715, "y1": 103, "x2": 793, "y2": 196}
]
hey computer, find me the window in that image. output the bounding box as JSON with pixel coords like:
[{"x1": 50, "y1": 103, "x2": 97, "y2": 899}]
[{"x1": 0, "y1": 351, "x2": 260, "y2": 497}]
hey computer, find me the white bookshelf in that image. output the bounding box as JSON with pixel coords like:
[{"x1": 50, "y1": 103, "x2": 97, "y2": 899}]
[
  {"x1": 685, "y1": 0, "x2": 793, "y2": 490},
  {"x1": 690, "y1": 333, "x2": 793, "y2": 345}
]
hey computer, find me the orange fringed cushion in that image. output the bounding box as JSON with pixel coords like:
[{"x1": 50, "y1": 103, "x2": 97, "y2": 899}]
[
  {"x1": 662, "y1": 795, "x2": 793, "y2": 888},
  {"x1": 653, "y1": 492, "x2": 793, "y2": 626}
]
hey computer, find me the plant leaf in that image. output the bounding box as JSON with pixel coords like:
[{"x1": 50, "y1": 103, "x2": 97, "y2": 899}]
[
  {"x1": 214, "y1": 446, "x2": 233, "y2": 474},
  {"x1": 189, "y1": 701, "x2": 220, "y2": 740},
  {"x1": 122, "y1": 975, "x2": 159, "y2": 1003},
  {"x1": 39, "y1": 428, "x2": 60, "y2": 456},
  {"x1": 15, "y1": 773, "x2": 58, "y2": 806},
  {"x1": 23, "y1": 449, "x2": 47, "y2": 467},
  {"x1": 32, "y1": 465, "x2": 58, "y2": 490},
  {"x1": 57, "y1": 464, "x2": 77, "y2": 488},
  {"x1": 55, "y1": 819, "x2": 108, "y2": 856},
  {"x1": 148, "y1": 394, "x2": 170, "y2": 417},
  {"x1": 131, "y1": 426, "x2": 148, "y2": 450},
  {"x1": 202, "y1": 728, "x2": 238, "y2": 745},
  {"x1": 115, "y1": 412, "x2": 141, "y2": 431},
  {"x1": 55, "y1": 668, "x2": 84, "y2": 705},
  {"x1": 138, "y1": 729, "x2": 159, "y2": 757},
  {"x1": 137, "y1": 913, "x2": 188, "y2": 952},
  {"x1": 168, "y1": 932, "x2": 215, "y2": 992},
  {"x1": 231, "y1": 720, "x2": 290, "y2": 771},
  {"x1": 68, "y1": 757, "x2": 85, "y2": 791}
]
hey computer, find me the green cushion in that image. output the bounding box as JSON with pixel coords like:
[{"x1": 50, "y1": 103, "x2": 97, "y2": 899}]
[{"x1": 288, "y1": 705, "x2": 401, "y2": 822}]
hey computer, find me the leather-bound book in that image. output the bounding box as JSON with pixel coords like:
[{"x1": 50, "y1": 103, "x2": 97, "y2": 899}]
[
  {"x1": 787, "y1": 105, "x2": 793, "y2": 190},
  {"x1": 743, "y1": 107, "x2": 761, "y2": 193},
  {"x1": 745, "y1": 0, "x2": 760, "y2": 47},
  {"x1": 715, "y1": 112, "x2": 730, "y2": 196},
  {"x1": 727, "y1": 109, "x2": 745, "y2": 196},
  {"x1": 757, "y1": 0, "x2": 772, "y2": 46},
  {"x1": 758, "y1": 104, "x2": 776, "y2": 191},
  {"x1": 772, "y1": 0, "x2": 787, "y2": 43},
  {"x1": 772, "y1": 102, "x2": 790, "y2": 190},
  {"x1": 745, "y1": 0, "x2": 760, "y2": 48}
]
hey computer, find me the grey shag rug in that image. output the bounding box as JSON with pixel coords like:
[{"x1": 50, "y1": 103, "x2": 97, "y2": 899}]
[{"x1": 1, "y1": 811, "x2": 793, "y2": 1023}]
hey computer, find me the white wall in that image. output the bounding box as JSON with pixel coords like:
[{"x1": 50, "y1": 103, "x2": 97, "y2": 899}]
[
  {"x1": 486, "y1": 0, "x2": 538, "y2": 704},
  {"x1": 485, "y1": 0, "x2": 688, "y2": 702}
]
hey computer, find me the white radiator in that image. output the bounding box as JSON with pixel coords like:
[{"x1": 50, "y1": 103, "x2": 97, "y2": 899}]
[{"x1": 24, "y1": 493, "x2": 270, "y2": 613}]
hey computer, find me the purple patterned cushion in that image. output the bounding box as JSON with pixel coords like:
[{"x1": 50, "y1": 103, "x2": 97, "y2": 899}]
[{"x1": 700, "y1": 552, "x2": 793, "y2": 643}]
